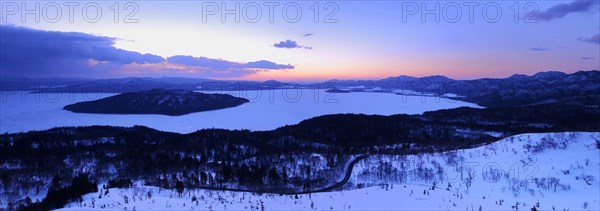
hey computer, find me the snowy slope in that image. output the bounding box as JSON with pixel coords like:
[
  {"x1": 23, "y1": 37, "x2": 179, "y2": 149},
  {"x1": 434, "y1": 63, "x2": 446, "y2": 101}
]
[
  {"x1": 351, "y1": 132, "x2": 600, "y2": 210},
  {"x1": 57, "y1": 132, "x2": 599, "y2": 210}
]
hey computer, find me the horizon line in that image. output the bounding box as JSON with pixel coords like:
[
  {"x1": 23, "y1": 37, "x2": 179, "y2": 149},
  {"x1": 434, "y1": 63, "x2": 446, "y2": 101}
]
[{"x1": 1, "y1": 69, "x2": 598, "y2": 83}]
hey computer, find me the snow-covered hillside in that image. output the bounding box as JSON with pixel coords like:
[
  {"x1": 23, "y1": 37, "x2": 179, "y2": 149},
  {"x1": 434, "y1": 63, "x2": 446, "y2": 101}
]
[
  {"x1": 351, "y1": 132, "x2": 600, "y2": 210},
  {"x1": 57, "y1": 132, "x2": 599, "y2": 210}
]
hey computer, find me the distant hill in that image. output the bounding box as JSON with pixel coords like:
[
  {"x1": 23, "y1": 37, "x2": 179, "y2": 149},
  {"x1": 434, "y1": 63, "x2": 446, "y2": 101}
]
[
  {"x1": 320, "y1": 70, "x2": 600, "y2": 107},
  {"x1": 63, "y1": 89, "x2": 249, "y2": 115}
]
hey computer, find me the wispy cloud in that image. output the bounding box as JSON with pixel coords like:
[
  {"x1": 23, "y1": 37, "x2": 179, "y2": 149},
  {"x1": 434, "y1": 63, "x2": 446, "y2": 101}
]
[
  {"x1": 534, "y1": 0, "x2": 600, "y2": 21},
  {"x1": 273, "y1": 40, "x2": 312, "y2": 49},
  {"x1": 0, "y1": 25, "x2": 293, "y2": 78},
  {"x1": 302, "y1": 33, "x2": 314, "y2": 37},
  {"x1": 529, "y1": 47, "x2": 552, "y2": 51},
  {"x1": 167, "y1": 56, "x2": 293, "y2": 70},
  {"x1": 581, "y1": 57, "x2": 595, "y2": 60},
  {"x1": 244, "y1": 60, "x2": 294, "y2": 69},
  {"x1": 578, "y1": 34, "x2": 600, "y2": 44}
]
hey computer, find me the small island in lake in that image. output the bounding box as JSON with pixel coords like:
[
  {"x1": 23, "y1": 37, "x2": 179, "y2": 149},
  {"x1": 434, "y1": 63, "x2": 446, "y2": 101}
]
[
  {"x1": 325, "y1": 88, "x2": 351, "y2": 93},
  {"x1": 63, "y1": 89, "x2": 250, "y2": 116}
]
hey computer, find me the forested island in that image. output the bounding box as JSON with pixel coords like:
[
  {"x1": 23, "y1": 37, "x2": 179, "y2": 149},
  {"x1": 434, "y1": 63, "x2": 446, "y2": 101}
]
[{"x1": 63, "y1": 89, "x2": 249, "y2": 116}]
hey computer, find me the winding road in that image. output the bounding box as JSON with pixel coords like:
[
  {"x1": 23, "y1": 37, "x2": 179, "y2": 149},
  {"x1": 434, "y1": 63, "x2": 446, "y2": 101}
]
[
  {"x1": 196, "y1": 154, "x2": 370, "y2": 194},
  {"x1": 299, "y1": 154, "x2": 369, "y2": 194}
]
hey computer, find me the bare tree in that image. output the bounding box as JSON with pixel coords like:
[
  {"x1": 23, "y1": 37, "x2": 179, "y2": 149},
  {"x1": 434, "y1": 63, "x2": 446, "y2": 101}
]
[{"x1": 591, "y1": 133, "x2": 600, "y2": 149}]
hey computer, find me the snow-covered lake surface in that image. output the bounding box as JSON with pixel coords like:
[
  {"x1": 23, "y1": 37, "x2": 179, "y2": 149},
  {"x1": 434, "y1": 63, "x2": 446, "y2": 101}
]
[
  {"x1": 0, "y1": 90, "x2": 478, "y2": 133},
  {"x1": 58, "y1": 132, "x2": 600, "y2": 210}
]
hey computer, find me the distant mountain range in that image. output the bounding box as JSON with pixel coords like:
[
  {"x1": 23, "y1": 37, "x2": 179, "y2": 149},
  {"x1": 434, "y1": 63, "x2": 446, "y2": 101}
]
[
  {"x1": 320, "y1": 70, "x2": 600, "y2": 107},
  {"x1": 63, "y1": 89, "x2": 249, "y2": 115},
  {"x1": 3, "y1": 70, "x2": 599, "y2": 107}
]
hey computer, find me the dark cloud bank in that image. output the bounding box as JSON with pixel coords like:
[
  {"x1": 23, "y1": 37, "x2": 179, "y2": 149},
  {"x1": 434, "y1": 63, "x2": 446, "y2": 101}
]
[{"x1": 0, "y1": 25, "x2": 293, "y2": 78}]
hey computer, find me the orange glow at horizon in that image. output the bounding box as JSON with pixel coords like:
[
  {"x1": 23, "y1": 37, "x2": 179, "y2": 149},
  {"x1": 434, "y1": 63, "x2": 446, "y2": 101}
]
[{"x1": 239, "y1": 69, "x2": 391, "y2": 81}]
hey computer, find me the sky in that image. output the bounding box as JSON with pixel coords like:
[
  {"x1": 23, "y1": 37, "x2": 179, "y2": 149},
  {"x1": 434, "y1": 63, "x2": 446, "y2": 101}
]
[{"x1": 0, "y1": 0, "x2": 599, "y2": 81}]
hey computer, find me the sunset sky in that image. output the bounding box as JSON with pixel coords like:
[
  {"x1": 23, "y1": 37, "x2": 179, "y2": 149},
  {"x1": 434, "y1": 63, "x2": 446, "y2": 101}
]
[{"x1": 1, "y1": 0, "x2": 599, "y2": 81}]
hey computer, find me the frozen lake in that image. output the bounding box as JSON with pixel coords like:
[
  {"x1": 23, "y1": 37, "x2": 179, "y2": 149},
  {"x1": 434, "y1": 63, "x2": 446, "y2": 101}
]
[{"x1": 0, "y1": 90, "x2": 479, "y2": 134}]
